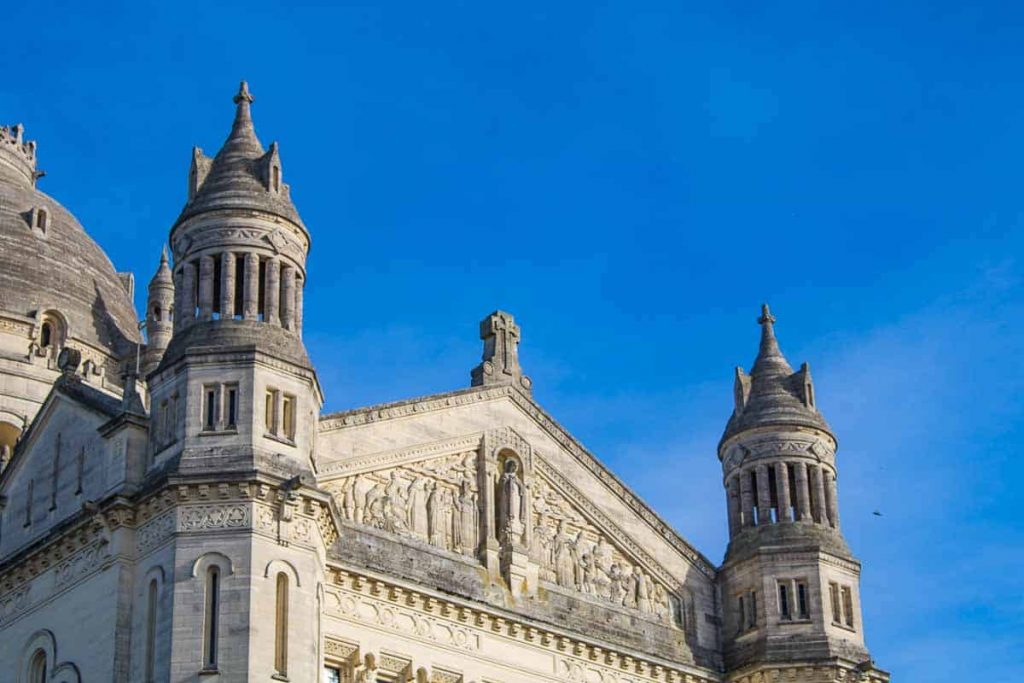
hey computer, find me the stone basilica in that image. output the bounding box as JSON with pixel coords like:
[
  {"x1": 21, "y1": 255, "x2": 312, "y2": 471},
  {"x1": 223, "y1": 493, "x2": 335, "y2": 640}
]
[{"x1": 0, "y1": 83, "x2": 888, "y2": 683}]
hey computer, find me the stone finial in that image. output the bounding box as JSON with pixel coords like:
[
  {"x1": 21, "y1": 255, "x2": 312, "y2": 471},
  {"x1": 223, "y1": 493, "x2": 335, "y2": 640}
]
[
  {"x1": 751, "y1": 302, "x2": 792, "y2": 378},
  {"x1": 471, "y1": 310, "x2": 532, "y2": 392},
  {"x1": 233, "y1": 80, "x2": 255, "y2": 105}
]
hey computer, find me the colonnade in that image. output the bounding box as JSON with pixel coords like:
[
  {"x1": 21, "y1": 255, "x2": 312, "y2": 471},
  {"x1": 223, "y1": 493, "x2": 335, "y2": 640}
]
[
  {"x1": 173, "y1": 251, "x2": 304, "y2": 335},
  {"x1": 726, "y1": 460, "x2": 839, "y2": 536}
]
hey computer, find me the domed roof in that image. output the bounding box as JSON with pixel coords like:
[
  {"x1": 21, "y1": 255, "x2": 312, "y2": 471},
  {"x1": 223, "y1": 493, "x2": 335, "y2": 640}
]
[{"x1": 0, "y1": 125, "x2": 141, "y2": 357}]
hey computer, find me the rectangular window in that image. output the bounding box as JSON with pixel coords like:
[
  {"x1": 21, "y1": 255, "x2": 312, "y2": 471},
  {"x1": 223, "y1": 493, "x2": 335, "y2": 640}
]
[
  {"x1": 323, "y1": 667, "x2": 342, "y2": 683},
  {"x1": 778, "y1": 582, "x2": 790, "y2": 620},
  {"x1": 265, "y1": 389, "x2": 279, "y2": 435},
  {"x1": 841, "y1": 586, "x2": 855, "y2": 628},
  {"x1": 282, "y1": 394, "x2": 296, "y2": 440},
  {"x1": 829, "y1": 582, "x2": 841, "y2": 624},
  {"x1": 203, "y1": 387, "x2": 217, "y2": 430},
  {"x1": 796, "y1": 581, "x2": 809, "y2": 618},
  {"x1": 737, "y1": 595, "x2": 745, "y2": 632},
  {"x1": 225, "y1": 386, "x2": 238, "y2": 429},
  {"x1": 748, "y1": 590, "x2": 757, "y2": 628}
]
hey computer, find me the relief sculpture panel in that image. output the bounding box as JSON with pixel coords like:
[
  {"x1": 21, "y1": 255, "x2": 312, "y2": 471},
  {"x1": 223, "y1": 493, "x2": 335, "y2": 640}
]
[
  {"x1": 324, "y1": 451, "x2": 480, "y2": 556},
  {"x1": 530, "y1": 476, "x2": 681, "y2": 626}
]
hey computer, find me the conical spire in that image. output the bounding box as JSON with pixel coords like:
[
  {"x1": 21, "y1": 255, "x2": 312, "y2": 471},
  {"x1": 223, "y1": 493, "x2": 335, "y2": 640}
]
[
  {"x1": 151, "y1": 245, "x2": 172, "y2": 283},
  {"x1": 218, "y1": 80, "x2": 264, "y2": 161},
  {"x1": 721, "y1": 304, "x2": 831, "y2": 445},
  {"x1": 750, "y1": 303, "x2": 793, "y2": 377}
]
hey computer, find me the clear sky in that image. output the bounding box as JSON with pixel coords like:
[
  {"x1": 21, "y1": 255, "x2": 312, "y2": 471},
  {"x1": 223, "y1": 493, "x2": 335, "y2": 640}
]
[{"x1": 5, "y1": 1, "x2": 1023, "y2": 679}]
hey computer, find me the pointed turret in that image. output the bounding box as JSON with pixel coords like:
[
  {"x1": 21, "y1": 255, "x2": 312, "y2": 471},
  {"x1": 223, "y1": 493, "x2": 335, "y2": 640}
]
[
  {"x1": 175, "y1": 80, "x2": 303, "y2": 226},
  {"x1": 141, "y1": 246, "x2": 174, "y2": 376},
  {"x1": 722, "y1": 304, "x2": 829, "y2": 445},
  {"x1": 716, "y1": 305, "x2": 885, "y2": 683}
]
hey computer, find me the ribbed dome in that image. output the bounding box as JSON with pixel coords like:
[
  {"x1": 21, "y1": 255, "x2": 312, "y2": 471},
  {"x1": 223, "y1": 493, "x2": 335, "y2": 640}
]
[{"x1": 0, "y1": 127, "x2": 141, "y2": 357}]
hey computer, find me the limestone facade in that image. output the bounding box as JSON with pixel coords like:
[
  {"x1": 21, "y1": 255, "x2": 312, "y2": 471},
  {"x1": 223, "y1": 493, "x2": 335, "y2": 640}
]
[{"x1": 0, "y1": 84, "x2": 888, "y2": 683}]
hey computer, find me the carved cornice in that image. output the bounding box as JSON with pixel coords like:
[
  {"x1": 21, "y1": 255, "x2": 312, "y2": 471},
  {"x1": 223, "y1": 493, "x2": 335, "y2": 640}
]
[
  {"x1": 325, "y1": 565, "x2": 720, "y2": 683},
  {"x1": 318, "y1": 434, "x2": 484, "y2": 480}
]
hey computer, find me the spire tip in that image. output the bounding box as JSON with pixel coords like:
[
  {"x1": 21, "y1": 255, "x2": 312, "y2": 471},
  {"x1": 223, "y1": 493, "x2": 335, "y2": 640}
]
[{"x1": 233, "y1": 80, "x2": 254, "y2": 105}]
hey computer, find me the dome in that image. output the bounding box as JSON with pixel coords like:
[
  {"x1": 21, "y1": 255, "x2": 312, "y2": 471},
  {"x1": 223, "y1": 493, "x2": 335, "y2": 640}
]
[{"x1": 0, "y1": 125, "x2": 141, "y2": 359}]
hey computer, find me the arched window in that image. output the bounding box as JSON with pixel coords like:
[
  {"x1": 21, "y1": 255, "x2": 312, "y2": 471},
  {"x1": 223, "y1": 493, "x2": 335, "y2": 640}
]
[
  {"x1": 28, "y1": 649, "x2": 47, "y2": 683},
  {"x1": 34, "y1": 207, "x2": 48, "y2": 231},
  {"x1": 145, "y1": 578, "x2": 159, "y2": 682},
  {"x1": 203, "y1": 566, "x2": 220, "y2": 670},
  {"x1": 272, "y1": 165, "x2": 281, "y2": 192},
  {"x1": 40, "y1": 322, "x2": 53, "y2": 348},
  {"x1": 274, "y1": 572, "x2": 289, "y2": 675}
]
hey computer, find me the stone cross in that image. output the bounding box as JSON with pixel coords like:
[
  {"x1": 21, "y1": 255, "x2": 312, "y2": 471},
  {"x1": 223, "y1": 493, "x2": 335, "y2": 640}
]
[{"x1": 471, "y1": 311, "x2": 531, "y2": 392}]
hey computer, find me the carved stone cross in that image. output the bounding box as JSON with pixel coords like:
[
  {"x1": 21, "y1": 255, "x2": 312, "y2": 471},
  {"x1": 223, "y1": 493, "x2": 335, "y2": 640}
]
[{"x1": 471, "y1": 310, "x2": 532, "y2": 392}]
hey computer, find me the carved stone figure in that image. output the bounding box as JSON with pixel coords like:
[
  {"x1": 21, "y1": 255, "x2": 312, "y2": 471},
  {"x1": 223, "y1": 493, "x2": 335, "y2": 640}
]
[
  {"x1": 456, "y1": 479, "x2": 477, "y2": 554},
  {"x1": 635, "y1": 567, "x2": 653, "y2": 614},
  {"x1": 340, "y1": 478, "x2": 356, "y2": 521},
  {"x1": 427, "y1": 482, "x2": 448, "y2": 548},
  {"x1": 386, "y1": 471, "x2": 408, "y2": 521},
  {"x1": 553, "y1": 520, "x2": 577, "y2": 589},
  {"x1": 579, "y1": 552, "x2": 595, "y2": 594},
  {"x1": 531, "y1": 511, "x2": 555, "y2": 567},
  {"x1": 356, "y1": 654, "x2": 378, "y2": 683},
  {"x1": 498, "y1": 459, "x2": 526, "y2": 544},
  {"x1": 408, "y1": 477, "x2": 430, "y2": 539}
]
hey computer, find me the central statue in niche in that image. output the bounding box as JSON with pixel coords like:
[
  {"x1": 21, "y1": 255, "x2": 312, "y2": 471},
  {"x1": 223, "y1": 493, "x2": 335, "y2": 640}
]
[{"x1": 498, "y1": 459, "x2": 527, "y2": 545}]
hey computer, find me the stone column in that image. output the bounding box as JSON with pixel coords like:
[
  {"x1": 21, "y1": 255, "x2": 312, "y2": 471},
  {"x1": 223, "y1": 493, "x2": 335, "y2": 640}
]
[
  {"x1": 265, "y1": 259, "x2": 280, "y2": 325},
  {"x1": 794, "y1": 462, "x2": 811, "y2": 522},
  {"x1": 739, "y1": 469, "x2": 755, "y2": 528},
  {"x1": 280, "y1": 265, "x2": 296, "y2": 330},
  {"x1": 197, "y1": 255, "x2": 214, "y2": 321},
  {"x1": 727, "y1": 476, "x2": 741, "y2": 537},
  {"x1": 180, "y1": 260, "x2": 197, "y2": 326},
  {"x1": 776, "y1": 461, "x2": 792, "y2": 522},
  {"x1": 220, "y1": 251, "x2": 236, "y2": 319},
  {"x1": 810, "y1": 465, "x2": 827, "y2": 524},
  {"x1": 243, "y1": 253, "x2": 259, "y2": 321},
  {"x1": 294, "y1": 277, "x2": 304, "y2": 338},
  {"x1": 824, "y1": 469, "x2": 840, "y2": 528},
  {"x1": 755, "y1": 463, "x2": 772, "y2": 525},
  {"x1": 172, "y1": 268, "x2": 184, "y2": 332}
]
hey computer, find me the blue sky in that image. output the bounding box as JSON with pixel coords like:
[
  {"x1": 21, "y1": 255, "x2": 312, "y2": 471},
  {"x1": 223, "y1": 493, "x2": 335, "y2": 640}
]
[{"x1": 5, "y1": 1, "x2": 1024, "y2": 678}]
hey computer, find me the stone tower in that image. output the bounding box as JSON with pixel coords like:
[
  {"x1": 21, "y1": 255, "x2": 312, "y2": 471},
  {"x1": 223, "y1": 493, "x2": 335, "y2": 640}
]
[
  {"x1": 141, "y1": 247, "x2": 174, "y2": 376},
  {"x1": 145, "y1": 82, "x2": 331, "y2": 682},
  {"x1": 717, "y1": 305, "x2": 887, "y2": 682}
]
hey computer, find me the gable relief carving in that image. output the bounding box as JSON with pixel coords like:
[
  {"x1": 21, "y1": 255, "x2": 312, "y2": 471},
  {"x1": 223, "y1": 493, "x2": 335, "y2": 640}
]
[
  {"x1": 324, "y1": 451, "x2": 481, "y2": 557},
  {"x1": 530, "y1": 476, "x2": 685, "y2": 628}
]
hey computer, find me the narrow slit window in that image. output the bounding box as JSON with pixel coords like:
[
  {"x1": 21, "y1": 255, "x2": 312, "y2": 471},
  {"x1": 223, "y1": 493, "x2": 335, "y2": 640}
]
[
  {"x1": 233, "y1": 255, "x2": 245, "y2": 319},
  {"x1": 748, "y1": 590, "x2": 757, "y2": 628},
  {"x1": 737, "y1": 595, "x2": 745, "y2": 632},
  {"x1": 767, "y1": 465, "x2": 779, "y2": 523},
  {"x1": 265, "y1": 389, "x2": 278, "y2": 435},
  {"x1": 204, "y1": 387, "x2": 217, "y2": 430},
  {"x1": 797, "y1": 581, "x2": 809, "y2": 618},
  {"x1": 787, "y1": 463, "x2": 799, "y2": 520},
  {"x1": 29, "y1": 650, "x2": 47, "y2": 683},
  {"x1": 282, "y1": 394, "x2": 295, "y2": 440},
  {"x1": 226, "y1": 386, "x2": 238, "y2": 429},
  {"x1": 841, "y1": 586, "x2": 855, "y2": 628},
  {"x1": 40, "y1": 322, "x2": 52, "y2": 348},
  {"x1": 203, "y1": 566, "x2": 220, "y2": 670},
  {"x1": 829, "y1": 582, "x2": 841, "y2": 624},
  {"x1": 274, "y1": 572, "x2": 289, "y2": 675},
  {"x1": 778, "y1": 582, "x2": 791, "y2": 620},
  {"x1": 749, "y1": 470, "x2": 759, "y2": 525},
  {"x1": 145, "y1": 579, "x2": 158, "y2": 682},
  {"x1": 211, "y1": 254, "x2": 223, "y2": 319},
  {"x1": 35, "y1": 208, "x2": 48, "y2": 231}
]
